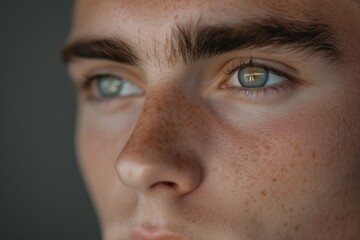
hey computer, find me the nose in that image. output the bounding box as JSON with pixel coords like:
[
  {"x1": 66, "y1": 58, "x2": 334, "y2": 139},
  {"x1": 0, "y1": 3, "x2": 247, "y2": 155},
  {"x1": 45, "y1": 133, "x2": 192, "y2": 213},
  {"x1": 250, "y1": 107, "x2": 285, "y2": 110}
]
[{"x1": 115, "y1": 88, "x2": 203, "y2": 196}]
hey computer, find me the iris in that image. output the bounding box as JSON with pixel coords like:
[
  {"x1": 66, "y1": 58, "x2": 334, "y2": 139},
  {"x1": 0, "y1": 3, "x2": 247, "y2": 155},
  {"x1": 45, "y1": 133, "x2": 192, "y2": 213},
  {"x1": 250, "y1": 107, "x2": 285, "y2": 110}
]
[
  {"x1": 96, "y1": 76, "x2": 124, "y2": 97},
  {"x1": 238, "y1": 66, "x2": 268, "y2": 88}
]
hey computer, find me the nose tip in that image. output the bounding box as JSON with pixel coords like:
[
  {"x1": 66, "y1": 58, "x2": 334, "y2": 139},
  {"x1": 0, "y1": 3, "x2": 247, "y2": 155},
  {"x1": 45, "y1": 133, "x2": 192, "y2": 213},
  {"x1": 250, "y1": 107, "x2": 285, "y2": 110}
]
[
  {"x1": 115, "y1": 87, "x2": 204, "y2": 196},
  {"x1": 116, "y1": 155, "x2": 202, "y2": 196}
]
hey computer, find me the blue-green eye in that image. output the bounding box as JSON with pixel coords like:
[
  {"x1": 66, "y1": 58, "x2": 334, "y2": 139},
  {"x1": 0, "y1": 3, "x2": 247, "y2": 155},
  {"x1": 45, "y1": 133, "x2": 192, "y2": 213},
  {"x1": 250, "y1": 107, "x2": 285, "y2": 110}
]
[
  {"x1": 227, "y1": 64, "x2": 288, "y2": 90},
  {"x1": 94, "y1": 75, "x2": 142, "y2": 98}
]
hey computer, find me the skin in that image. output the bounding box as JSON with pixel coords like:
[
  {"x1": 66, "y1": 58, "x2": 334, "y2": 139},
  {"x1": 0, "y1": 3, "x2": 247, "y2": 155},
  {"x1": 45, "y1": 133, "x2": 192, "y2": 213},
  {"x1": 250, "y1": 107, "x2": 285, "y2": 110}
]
[{"x1": 66, "y1": 0, "x2": 360, "y2": 239}]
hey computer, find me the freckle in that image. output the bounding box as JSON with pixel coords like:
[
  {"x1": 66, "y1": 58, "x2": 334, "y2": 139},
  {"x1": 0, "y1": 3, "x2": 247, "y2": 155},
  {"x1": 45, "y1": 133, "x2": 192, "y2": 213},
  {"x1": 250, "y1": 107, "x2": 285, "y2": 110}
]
[
  {"x1": 272, "y1": 177, "x2": 277, "y2": 182},
  {"x1": 284, "y1": 223, "x2": 288, "y2": 227},
  {"x1": 295, "y1": 225, "x2": 300, "y2": 231},
  {"x1": 265, "y1": 145, "x2": 270, "y2": 150},
  {"x1": 289, "y1": 208, "x2": 293, "y2": 212},
  {"x1": 312, "y1": 151, "x2": 317, "y2": 159},
  {"x1": 260, "y1": 190, "x2": 267, "y2": 197}
]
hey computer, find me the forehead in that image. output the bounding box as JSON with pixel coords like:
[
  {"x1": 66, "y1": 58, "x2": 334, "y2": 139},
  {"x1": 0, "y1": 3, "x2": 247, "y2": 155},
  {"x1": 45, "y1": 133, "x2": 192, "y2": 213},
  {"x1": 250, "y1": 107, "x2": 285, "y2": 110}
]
[
  {"x1": 69, "y1": 0, "x2": 360, "y2": 66},
  {"x1": 71, "y1": 0, "x2": 345, "y2": 36}
]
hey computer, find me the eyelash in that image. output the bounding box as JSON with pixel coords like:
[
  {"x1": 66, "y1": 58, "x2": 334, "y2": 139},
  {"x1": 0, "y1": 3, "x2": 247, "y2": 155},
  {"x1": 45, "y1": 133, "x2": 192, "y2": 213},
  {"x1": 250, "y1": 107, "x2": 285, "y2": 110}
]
[{"x1": 222, "y1": 59, "x2": 297, "y2": 98}]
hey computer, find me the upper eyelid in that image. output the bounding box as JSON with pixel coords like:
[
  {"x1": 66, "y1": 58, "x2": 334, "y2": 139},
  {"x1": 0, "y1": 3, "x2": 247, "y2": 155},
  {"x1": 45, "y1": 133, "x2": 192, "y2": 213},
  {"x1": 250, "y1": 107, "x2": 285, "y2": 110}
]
[
  {"x1": 225, "y1": 57, "x2": 298, "y2": 73},
  {"x1": 68, "y1": 58, "x2": 146, "y2": 86}
]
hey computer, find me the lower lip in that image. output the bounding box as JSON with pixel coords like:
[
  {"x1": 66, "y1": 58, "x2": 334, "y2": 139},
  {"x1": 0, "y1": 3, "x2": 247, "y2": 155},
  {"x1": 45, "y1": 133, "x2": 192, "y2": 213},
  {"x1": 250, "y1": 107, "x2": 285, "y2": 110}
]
[{"x1": 131, "y1": 230, "x2": 184, "y2": 240}]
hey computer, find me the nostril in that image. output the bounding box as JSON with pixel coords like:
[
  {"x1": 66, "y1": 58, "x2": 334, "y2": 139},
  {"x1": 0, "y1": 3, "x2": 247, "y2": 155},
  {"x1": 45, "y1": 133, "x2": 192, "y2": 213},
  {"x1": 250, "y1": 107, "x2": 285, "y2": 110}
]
[
  {"x1": 150, "y1": 181, "x2": 177, "y2": 189},
  {"x1": 163, "y1": 182, "x2": 176, "y2": 188}
]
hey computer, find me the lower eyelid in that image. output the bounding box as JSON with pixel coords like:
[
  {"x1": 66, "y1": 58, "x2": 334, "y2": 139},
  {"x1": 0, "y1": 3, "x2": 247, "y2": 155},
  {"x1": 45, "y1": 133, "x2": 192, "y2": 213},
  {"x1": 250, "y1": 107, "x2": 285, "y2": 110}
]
[{"x1": 219, "y1": 78, "x2": 297, "y2": 104}]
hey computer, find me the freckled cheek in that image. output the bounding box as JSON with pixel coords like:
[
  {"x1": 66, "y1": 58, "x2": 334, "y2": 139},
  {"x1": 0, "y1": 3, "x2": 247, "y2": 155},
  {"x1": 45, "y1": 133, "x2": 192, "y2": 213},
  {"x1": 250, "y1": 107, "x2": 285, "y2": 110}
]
[
  {"x1": 211, "y1": 98, "x2": 350, "y2": 166},
  {"x1": 206, "y1": 100, "x2": 354, "y2": 212}
]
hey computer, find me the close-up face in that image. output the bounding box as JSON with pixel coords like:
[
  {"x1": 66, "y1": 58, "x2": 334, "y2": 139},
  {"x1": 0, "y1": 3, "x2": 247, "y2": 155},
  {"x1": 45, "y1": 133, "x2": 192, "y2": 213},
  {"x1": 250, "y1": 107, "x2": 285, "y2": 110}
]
[{"x1": 64, "y1": 0, "x2": 360, "y2": 239}]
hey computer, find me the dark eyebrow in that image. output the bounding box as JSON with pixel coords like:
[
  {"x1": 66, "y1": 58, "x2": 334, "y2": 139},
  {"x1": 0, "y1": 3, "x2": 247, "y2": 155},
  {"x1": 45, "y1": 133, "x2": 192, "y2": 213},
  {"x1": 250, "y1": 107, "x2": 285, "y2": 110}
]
[
  {"x1": 170, "y1": 17, "x2": 341, "y2": 64},
  {"x1": 62, "y1": 17, "x2": 341, "y2": 65},
  {"x1": 62, "y1": 37, "x2": 140, "y2": 65}
]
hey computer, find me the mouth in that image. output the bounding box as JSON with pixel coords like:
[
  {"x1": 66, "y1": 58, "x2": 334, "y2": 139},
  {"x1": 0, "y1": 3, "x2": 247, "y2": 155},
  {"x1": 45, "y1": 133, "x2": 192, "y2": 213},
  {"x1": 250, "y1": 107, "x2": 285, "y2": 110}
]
[
  {"x1": 130, "y1": 224, "x2": 186, "y2": 240},
  {"x1": 131, "y1": 230, "x2": 185, "y2": 240}
]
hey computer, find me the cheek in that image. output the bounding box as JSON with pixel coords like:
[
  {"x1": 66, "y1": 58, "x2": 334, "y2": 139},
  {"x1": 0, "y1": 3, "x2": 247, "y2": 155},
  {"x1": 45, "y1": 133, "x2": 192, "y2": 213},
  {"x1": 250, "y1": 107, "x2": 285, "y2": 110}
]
[
  {"x1": 75, "y1": 103, "x2": 141, "y2": 225},
  {"x1": 204, "y1": 91, "x2": 360, "y2": 235}
]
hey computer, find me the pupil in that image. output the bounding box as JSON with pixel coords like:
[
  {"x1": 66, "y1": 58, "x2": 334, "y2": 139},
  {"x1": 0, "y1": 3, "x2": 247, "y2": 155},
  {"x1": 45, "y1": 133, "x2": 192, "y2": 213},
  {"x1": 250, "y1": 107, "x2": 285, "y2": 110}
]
[{"x1": 238, "y1": 66, "x2": 268, "y2": 88}]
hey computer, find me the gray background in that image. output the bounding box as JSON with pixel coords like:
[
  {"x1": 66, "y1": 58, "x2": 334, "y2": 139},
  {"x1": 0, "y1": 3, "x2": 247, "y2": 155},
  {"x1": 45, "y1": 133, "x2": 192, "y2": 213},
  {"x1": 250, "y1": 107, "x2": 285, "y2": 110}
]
[{"x1": 0, "y1": 1, "x2": 101, "y2": 239}]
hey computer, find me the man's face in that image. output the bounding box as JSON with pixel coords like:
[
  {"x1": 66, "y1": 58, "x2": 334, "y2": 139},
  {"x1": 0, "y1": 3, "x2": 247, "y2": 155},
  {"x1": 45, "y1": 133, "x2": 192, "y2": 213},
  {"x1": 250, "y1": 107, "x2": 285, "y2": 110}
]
[{"x1": 64, "y1": 0, "x2": 360, "y2": 239}]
